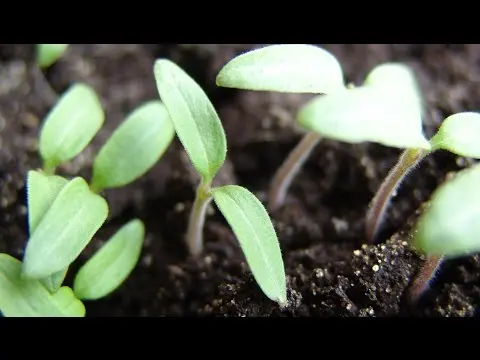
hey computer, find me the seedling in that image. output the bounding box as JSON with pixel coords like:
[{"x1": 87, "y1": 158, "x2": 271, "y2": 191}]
[
  {"x1": 216, "y1": 44, "x2": 428, "y2": 212},
  {"x1": 36, "y1": 44, "x2": 69, "y2": 69},
  {"x1": 366, "y1": 111, "x2": 480, "y2": 244},
  {"x1": 406, "y1": 163, "x2": 480, "y2": 303},
  {"x1": 154, "y1": 59, "x2": 287, "y2": 306},
  {"x1": 0, "y1": 82, "x2": 175, "y2": 316}
]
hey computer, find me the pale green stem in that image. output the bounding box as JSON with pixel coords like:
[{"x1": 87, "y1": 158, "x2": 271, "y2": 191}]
[
  {"x1": 268, "y1": 131, "x2": 322, "y2": 212},
  {"x1": 186, "y1": 181, "x2": 213, "y2": 256},
  {"x1": 365, "y1": 148, "x2": 430, "y2": 244},
  {"x1": 42, "y1": 160, "x2": 57, "y2": 176}
]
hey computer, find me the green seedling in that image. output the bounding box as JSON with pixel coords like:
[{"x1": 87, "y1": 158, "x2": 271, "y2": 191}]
[
  {"x1": 154, "y1": 59, "x2": 287, "y2": 306},
  {"x1": 216, "y1": 44, "x2": 428, "y2": 212},
  {"x1": 0, "y1": 83, "x2": 174, "y2": 316},
  {"x1": 365, "y1": 111, "x2": 480, "y2": 244},
  {"x1": 36, "y1": 44, "x2": 69, "y2": 69},
  {"x1": 406, "y1": 163, "x2": 480, "y2": 303}
]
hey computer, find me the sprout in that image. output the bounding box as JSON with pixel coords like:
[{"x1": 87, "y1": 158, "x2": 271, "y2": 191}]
[
  {"x1": 216, "y1": 44, "x2": 427, "y2": 212},
  {"x1": 366, "y1": 112, "x2": 480, "y2": 244},
  {"x1": 36, "y1": 44, "x2": 69, "y2": 69},
  {"x1": 1, "y1": 83, "x2": 174, "y2": 316},
  {"x1": 154, "y1": 59, "x2": 287, "y2": 306}
]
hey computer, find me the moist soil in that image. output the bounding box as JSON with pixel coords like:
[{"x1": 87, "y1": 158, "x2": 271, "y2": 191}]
[{"x1": 1, "y1": 44, "x2": 479, "y2": 317}]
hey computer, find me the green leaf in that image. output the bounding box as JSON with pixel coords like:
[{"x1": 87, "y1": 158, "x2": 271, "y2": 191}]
[
  {"x1": 297, "y1": 86, "x2": 431, "y2": 150},
  {"x1": 91, "y1": 101, "x2": 175, "y2": 192},
  {"x1": 52, "y1": 286, "x2": 86, "y2": 317},
  {"x1": 39, "y1": 83, "x2": 105, "y2": 172},
  {"x1": 216, "y1": 44, "x2": 345, "y2": 94},
  {"x1": 429, "y1": 112, "x2": 480, "y2": 158},
  {"x1": 413, "y1": 164, "x2": 480, "y2": 257},
  {"x1": 26, "y1": 171, "x2": 70, "y2": 292},
  {"x1": 27, "y1": 170, "x2": 69, "y2": 234},
  {"x1": 37, "y1": 44, "x2": 69, "y2": 69},
  {"x1": 211, "y1": 185, "x2": 287, "y2": 305},
  {"x1": 154, "y1": 59, "x2": 227, "y2": 184},
  {"x1": 0, "y1": 254, "x2": 84, "y2": 317},
  {"x1": 363, "y1": 62, "x2": 424, "y2": 114},
  {"x1": 73, "y1": 219, "x2": 145, "y2": 300},
  {"x1": 23, "y1": 177, "x2": 109, "y2": 279}
]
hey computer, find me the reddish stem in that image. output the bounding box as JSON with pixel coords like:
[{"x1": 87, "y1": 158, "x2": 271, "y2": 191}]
[
  {"x1": 268, "y1": 131, "x2": 321, "y2": 212},
  {"x1": 407, "y1": 254, "x2": 444, "y2": 304},
  {"x1": 365, "y1": 148, "x2": 429, "y2": 244}
]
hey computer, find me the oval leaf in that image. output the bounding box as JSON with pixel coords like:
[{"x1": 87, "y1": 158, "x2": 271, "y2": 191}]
[
  {"x1": 216, "y1": 44, "x2": 345, "y2": 94},
  {"x1": 429, "y1": 112, "x2": 480, "y2": 158},
  {"x1": 37, "y1": 44, "x2": 69, "y2": 69},
  {"x1": 73, "y1": 219, "x2": 145, "y2": 300},
  {"x1": 363, "y1": 62, "x2": 424, "y2": 114},
  {"x1": 39, "y1": 83, "x2": 105, "y2": 171},
  {"x1": 297, "y1": 86, "x2": 431, "y2": 150},
  {"x1": 91, "y1": 101, "x2": 175, "y2": 192},
  {"x1": 23, "y1": 177, "x2": 109, "y2": 279},
  {"x1": 154, "y1": 59, "x2": 227, "y2": 184},
  {"x1": 211, "y1": 185, "x2": 287, "y2": 305},
  {"x1": 0, "y1": 254, "x2": 84, "y2": 317},
  {"x1": 413, "y1": 164, "x2": 480, "y2": 257},
  {"x1": 27, "y1": 170, "x2": 69, "y2": 234}
]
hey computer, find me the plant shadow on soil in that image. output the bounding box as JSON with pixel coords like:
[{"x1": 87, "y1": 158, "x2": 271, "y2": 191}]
[{"x1": 1, "y1": 44, "x2": 480, "y2": 316}]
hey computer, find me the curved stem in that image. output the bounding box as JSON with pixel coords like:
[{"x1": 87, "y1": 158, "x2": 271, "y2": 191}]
[
  {"x1": 365, "y1": 148, "x2": 430, "y2": 244},
  {"x1": 186, "y1": 181, "x2": 213, "y2": 256},
  {"x1": 268, "y1": 131, "x2": 322, "y2": 211},
  {"x1": 407, "y1": 254, "x2": 444, "y2": 304}
]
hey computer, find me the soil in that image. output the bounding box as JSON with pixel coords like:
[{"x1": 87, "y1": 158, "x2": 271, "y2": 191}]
[{"x1": 1, "y1": 44, "x2": 479, "y2": 317}]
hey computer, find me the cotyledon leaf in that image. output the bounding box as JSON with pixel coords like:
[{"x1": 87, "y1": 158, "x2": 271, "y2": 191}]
[
  {"x1": 211, "y1": 185, "x2": 287, "y2": 305},
  {"x1": 27, "y1": 170, "x2": 69, "y2": 234},
  {"x1": 26, "y1": 170, "x2": 70, "y2": 292},
  {"x1": 0, "y1": 253, "x2": 84, "y2": 317},
  {"x1": 297, "y1": 86, "x2": 431, "y2": 150},
  {"x1": 413, "y1": 164, "x2": 480, "y2": 257},
  {"x1": 39, "y1": 83, "x2": 105, "y2": 171},
  {"x1": 23, "y1": 177, "x2": 109, "y2": 279},
  {"x1": 154, "y1": 59, "x2": 226, "y2": 184},
  {"x1": 73, "y1": 219, "x2": 145, "y2": 300},
  {"x1": 429, "y1": 112, "x2": 480, "y2": 158},
  {"x1": 216, "y1": 44, "x2": 345, "y2": 94},
  {"x1": 90, "y1": 100, "x2": 175, "y2": 192}
]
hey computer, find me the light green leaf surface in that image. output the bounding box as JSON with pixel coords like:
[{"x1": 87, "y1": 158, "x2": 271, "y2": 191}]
[
  {"x1": 26, "y1": 171, "x2": 70, "y2": 292},
  {"x1": 216, "y1": 44, "x2": 345, "y2": 94},
  {"x1": 52, "y1": 286, "x2": 86, "y2": 317},
  {"x1": 211, "y1": 185, "x2": 287, "y2": 305},
  {"x1": 154, "y1": 59, "x2": 227, "y2": 184},
  {"x1": 23, "y1": 177, "x2": 109, "y2": 279},
  {"x1": 429, "y1": 112, "x2": 480, "y2": 158},
  {"x1": 39, "y1": 83, "x2": 105, "y2": 171},
  {"x1": 27, "y1": 170, "x2": 69, "y2": 234},
  {"x1": 297, "y1": 86, "x2": 431, "y2": 150},
  {"x1": 37, "y1": 44, "x2": 69, "y2": 69},
  {"x1": 73, "y1": 219, "x2": 145, "y2": 300},
  {"x1": 414, "y1": 164, "x2": 480, "y2": 257},
  {"x1": 91, "y1": 100, "x2": 175, "y2": 192},
  {"x1": 364, "y1": 62, "x2": 424, "y2": 114},
  {"x1": 0, "y1": 254, "x2": 84, "y2": 317}
]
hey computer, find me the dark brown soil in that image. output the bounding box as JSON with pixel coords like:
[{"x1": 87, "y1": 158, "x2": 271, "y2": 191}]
[{"x1": 1, "y1": 44, "x2": 479, "y2": 317}]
